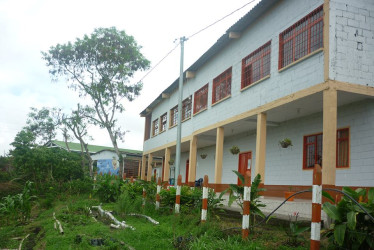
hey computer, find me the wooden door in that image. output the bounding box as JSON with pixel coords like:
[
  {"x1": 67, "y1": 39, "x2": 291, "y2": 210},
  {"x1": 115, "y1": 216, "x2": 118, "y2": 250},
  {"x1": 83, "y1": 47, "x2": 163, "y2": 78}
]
[
  {"x1": 185, "y1": 160, "x2": 189, "y2": 184},
  {"x1": 237, "y1": 151, "x2": 252, "y2": 185}
]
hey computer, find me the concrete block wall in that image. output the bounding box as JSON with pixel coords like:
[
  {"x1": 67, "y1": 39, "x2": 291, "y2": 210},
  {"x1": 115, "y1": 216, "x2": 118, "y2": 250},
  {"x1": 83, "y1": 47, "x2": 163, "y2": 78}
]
[
  {"x1": 329, "y1": 0, "x2": 374, "y2": 86},
  {"x1": 174, "y1": 99, "x2": 374, "y2": 187},
  {"x1": 144, "y1": 0, "x2": 325, "y2": 153}
]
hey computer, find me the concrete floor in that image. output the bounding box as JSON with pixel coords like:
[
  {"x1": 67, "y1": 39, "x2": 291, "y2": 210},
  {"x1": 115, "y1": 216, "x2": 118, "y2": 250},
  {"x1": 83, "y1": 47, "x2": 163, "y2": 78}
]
[{"x1": 219, "y1": 193, "x2": 329, "y2": 226}]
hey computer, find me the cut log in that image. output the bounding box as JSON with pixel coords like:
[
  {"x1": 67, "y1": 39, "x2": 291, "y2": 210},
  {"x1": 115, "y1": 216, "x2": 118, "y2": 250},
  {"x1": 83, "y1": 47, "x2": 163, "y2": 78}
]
[{"x1": 127, "y1": 213, "x2": 159, "y2": 225}]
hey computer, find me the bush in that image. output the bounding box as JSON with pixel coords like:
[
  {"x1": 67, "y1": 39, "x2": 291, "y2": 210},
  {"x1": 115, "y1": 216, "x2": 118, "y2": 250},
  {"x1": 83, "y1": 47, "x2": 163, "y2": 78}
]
[
  {"x1": 323, "y1": 187, "x2": 374, "y2": 248},
  {"x1": 94, "y1": 174, "x2": 121, "y2": 202}
]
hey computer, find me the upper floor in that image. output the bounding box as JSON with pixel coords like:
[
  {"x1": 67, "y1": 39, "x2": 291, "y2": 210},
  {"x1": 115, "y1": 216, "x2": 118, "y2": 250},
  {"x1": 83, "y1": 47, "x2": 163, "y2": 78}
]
[{"x1": 140, "y1": 0, "x2": 374, "y2": 153}]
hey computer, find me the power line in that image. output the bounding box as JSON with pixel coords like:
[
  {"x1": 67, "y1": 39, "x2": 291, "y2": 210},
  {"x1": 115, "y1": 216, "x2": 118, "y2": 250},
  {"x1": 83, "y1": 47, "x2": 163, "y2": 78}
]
[{"x1": 187, "y1": 0, "x2": 258, "y2": 40}]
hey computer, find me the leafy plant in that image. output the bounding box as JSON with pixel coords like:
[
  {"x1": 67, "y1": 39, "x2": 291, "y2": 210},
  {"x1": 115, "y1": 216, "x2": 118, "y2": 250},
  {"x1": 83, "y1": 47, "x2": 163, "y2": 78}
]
[
  {"x1": 94, "y1": 174, "x2": 122, "y2": 202},
  {"x1": 0, "y1": 181, "x2": 36, "y2": 224},
  {"x1": 322, "y1": 187, "x2": 374, "y2": 248},
  {"x1": 284, "y1": 212, "x2": 309, "y2": 246},
  {"x1": 227, "y1": 171, "x2": 266, "y2": 226},
  {"x1": 229, "y1": 146, "x2": 240, "y2": 155},
  {"x1": 279, "y1": 138, "x2": 292, "y2": 148}
]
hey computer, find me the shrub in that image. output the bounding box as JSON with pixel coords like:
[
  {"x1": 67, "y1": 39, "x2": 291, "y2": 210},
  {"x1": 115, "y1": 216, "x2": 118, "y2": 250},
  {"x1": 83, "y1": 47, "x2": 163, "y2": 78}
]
[
  {"x1": 323, "y1": 187, "x2": 374, "y2": 248},
  {"x1": 94, "y1": 174, "x2": 121, "y2": 202}
]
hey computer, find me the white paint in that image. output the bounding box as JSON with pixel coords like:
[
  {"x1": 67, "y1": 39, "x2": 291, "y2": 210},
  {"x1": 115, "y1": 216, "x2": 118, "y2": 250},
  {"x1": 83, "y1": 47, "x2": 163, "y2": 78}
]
[
  {"x1": 201, "y1": 209, "x2": 207, "y2": 221},
  {"x1": 203, "y1": 187, "x2": 209, "y2": 199},
  {"x1": 143, "y1": 0, "x2": 324, "y2": 153},
  {"x1": 156, "y1": 201, "x2": 160, "y2": 209},
  {"x1": 157, "y1": 185, "x2": 161, "y2": 194},
  {"x1": 312, "y1": 185, "x2": 322, "y2": 204},
  {"x1": 175, "y1": 204, "x2": 180, "y2": 213},
  {"x1": 176, "y1": 185, "x2": 181, "y2": 195},
  {"x1": 311, "y1": 222, "x2": 321, "y2": 241},
  {"x1": 243, "y1": 186, "x2": 251, "y2": 201},
  {"x1": 242, "y1": 214, "x2": 249, "y2": 229}
]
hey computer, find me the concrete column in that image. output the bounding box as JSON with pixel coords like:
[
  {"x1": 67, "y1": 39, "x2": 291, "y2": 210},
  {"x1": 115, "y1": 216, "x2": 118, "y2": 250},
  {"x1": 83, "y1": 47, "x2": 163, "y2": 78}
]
[
  {"x1": 255, "y1": 113, "x2": 267, "y2": 182},
  {"x1": 163, "y1": 147, "x2": 171, "y2": 183},
  {"x1": 147, "y1": 153, "x2": 153, "y2": 181},
  {"x1": 141, "y1": 155, "x2": 146, "y2": 180},
  {"x1": 214, "y1": 127, "x2": 224, "y2": 185},
  {"x1": 188, "y1": 135, "x2": 197, "y2": 186},
  {"x1": 322, "y1": 88, "x2": 337, "y2": 185}
]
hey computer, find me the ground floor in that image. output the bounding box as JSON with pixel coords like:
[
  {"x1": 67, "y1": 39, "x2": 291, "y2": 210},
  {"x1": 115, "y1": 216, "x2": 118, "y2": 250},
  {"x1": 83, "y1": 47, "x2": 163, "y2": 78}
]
[{"x1": 141, "y1": 80, "x2": 374, "y2": 199}]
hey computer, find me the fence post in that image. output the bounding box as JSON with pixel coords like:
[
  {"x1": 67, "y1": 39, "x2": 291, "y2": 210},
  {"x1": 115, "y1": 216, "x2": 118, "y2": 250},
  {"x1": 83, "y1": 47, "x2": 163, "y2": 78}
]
[
  {"x1": 201, "y1": 175, "x2": 209, "y2": 223},
  {"x1": 311, "y1": 164, "x2": 322, "y2": 249},
  {"x1": 156, "y1": 177, "x2": 161, "y2": 210},
  {"x1": 242, "y1": 170, "x2": 251, "y2": 240},
  {"x1": 142, "y1": 187, "x2": 146, "y2": 209},
  {"x1": 175, "y1": 175, "x2": 182, "y2": 214},
  {"x1": 123, "y1": 173, "x2": 127, "y2": 181},
  {"x1": 130, "y1": 176, "x2": 134, "y2": 183}
]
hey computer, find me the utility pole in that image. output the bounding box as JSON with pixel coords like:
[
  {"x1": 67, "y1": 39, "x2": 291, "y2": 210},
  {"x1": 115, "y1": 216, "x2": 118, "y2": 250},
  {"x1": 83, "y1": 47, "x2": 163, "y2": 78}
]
[{"x1": 175, "y1": 36, "x2": 187, "y2": 186}]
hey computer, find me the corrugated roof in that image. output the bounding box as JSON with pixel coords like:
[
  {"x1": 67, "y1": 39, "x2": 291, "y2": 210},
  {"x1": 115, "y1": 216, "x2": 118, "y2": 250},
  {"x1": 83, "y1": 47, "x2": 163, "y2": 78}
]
[
  {"x1": 49, "y1": 140, "x2": 142, "y2": 155},
  {"x1": 140, "y1": 0, "x2": 278, "y2": 116}
]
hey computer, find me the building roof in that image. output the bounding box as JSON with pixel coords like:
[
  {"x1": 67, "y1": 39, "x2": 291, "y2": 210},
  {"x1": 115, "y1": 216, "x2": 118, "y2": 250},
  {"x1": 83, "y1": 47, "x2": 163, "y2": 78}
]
[
  {"x1": 47, "y1": 140, "x2": 142, "y2": 155},
  {"x1": 140, "y1": 0, "x2": 278, "y2": 116}
]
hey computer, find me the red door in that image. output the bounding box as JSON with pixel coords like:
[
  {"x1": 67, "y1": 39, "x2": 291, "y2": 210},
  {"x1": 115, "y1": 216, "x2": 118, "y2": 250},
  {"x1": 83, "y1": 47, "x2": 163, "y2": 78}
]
[
  {"x1": 237, "y1": 152, "x2": 252, "y2": 185},
  {"x1": 185, "y1": 160, "x2": 189, "y2": 184}
]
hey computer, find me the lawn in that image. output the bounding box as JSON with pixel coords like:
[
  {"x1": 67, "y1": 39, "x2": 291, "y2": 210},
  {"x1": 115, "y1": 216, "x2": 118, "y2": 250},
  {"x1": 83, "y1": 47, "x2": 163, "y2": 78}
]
[{"x1": 0, "y1": 193, "x2": 314, "y2": 249}]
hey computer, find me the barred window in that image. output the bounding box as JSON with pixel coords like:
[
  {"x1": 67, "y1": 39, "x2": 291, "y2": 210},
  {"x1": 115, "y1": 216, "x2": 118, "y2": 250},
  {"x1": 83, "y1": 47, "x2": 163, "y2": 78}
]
[
  {"x1": 170, "y1": 105, "x2": 178, "y2": 127},
  {"x1": 152, "y1": 118, "x2": 159, "y2": 136},
  {"x1": 182, "y1": 96, "x2": 192, "y2": 121},
  {"x1": 303, "y1": 128, "x2": 349, "y2": 169},
  {"x1": 194, "y1": 84, "x2": 208, "y2": 114},
  {"x1": 241, "y1": 41, "x2": 271, "y2": 89},
  {"x1": 160, "y1": 113, "x2": 167, "y2": 132},
  {"x1": 279, "y1": 5, "x2": 323, "y2": 69},
  {"x1": 212, "y1": 67, "x2": 232, "y2": 104}
]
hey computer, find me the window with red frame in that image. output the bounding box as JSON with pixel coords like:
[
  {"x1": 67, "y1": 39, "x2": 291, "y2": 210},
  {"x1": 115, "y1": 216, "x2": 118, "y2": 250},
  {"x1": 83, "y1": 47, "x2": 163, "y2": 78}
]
[
  {"x1": 170, "y1": 105, "x2": 178, "y2": 127},
  {"x1": 279, "y1": 5, "x2": 323, "y2": 69},
  {"x1": 303, "y1": 128, "x2": 349, "y2": 169},
  {"x1": 212, "y1": 67, "x2": 232, "y2": 104},
  {"x1": 160, "y1": 113, "x2": 167, "y2": 132},
  {"x1": 152, "y1": 118, "x2": 159, "y2": 136},
  {"x1": 194, "y1": 84, "x2": 208, "y2": 114},
  {"x1": 241, "y1": 41, "x2": 271, "y2": 89},
  {"x1": 182, "y1": 96, "x2": 192, "y2": 121}
]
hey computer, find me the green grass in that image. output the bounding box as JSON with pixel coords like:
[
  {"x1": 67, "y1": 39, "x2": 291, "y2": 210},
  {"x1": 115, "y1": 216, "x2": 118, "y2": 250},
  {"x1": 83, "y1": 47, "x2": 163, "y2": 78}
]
[{"x1": 0, "y1": 194, "x2": 315, "y2": 249}]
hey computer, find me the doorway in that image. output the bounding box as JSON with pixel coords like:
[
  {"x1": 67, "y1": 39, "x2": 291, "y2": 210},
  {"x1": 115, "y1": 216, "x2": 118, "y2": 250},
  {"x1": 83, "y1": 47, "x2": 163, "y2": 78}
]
[{"x1": 237, "y1": 151, "x2": 252, "y2": 185}]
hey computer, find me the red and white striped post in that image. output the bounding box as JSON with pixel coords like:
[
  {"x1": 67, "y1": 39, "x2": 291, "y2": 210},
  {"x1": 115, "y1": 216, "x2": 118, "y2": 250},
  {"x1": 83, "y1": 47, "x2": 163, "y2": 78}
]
[
  {"x1": 123, "y1": 173, "x2": 127, "y2": 181},
  {"x1": 175, "y1": 175, "x2": 182, "y2": 214},
  {"x1": 201, "y1": 175, "x2": 209, "y2": 222},
  {"x1": 156, "y1": 177, "x2": 161, "y2": 210},
  {"x1": 311, "y1": 164, "x2": 322, "y2": 249},
  {"x1": 142, "y1": 187, "x2": 146, "y2": 209},
  {"x1": 130, "y1": 176, "x2": 134, "y2": 183},
  {"x1": 242, "y1": 170, "x2": 251, "y2": 240}
]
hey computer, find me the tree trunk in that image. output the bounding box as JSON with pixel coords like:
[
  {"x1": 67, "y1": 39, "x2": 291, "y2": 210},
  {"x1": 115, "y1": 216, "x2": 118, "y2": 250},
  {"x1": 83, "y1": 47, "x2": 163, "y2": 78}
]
[
  {"x1": 106, "y1": 126, "x2": 123, "y2": 177},
  {"x1": 82, "y1": 142, "x2": 93, "y2": 177}
]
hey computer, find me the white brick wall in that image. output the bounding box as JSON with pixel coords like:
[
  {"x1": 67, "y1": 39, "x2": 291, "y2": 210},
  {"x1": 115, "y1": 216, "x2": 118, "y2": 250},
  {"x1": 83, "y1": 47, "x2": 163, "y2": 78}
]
[
  {"x1": 330, "y1": 0, "x2": 374, "y2": 86},
  {"x1": 172, "y1": 99, "x2": 374, "y2": 187},
  {"x1": 144, "y1": 0, "x2": 324, "y2": 153}
]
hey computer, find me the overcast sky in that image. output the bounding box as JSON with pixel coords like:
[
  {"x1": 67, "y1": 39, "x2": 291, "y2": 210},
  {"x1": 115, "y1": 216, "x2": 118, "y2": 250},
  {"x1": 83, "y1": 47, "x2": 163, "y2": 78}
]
[{"x1": 0, "y1": 0, "x2": 260, "y2": 155}]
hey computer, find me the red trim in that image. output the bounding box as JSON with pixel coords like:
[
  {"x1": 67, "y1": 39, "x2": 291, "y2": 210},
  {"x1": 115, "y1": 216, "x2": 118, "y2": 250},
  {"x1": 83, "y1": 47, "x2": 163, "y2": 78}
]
[
  {"x1": 241, "y1": 41, "x2": 271, "y2": 89},
  {"x1": 279, "y1": 5, "x2": 323, "y2": 69},
  {"x1": 303, "y1": 128, "x2": 350, "y2": 169},
  {"x1": 193, "y1": 83, "x2": 209, "y2": 114},
  {"x1": 212, "y1": 67, "x2": 232, "y2": 104}
]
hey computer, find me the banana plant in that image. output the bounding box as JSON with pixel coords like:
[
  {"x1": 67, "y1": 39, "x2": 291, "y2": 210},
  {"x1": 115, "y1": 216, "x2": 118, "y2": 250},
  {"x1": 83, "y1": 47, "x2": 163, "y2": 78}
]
[
  {"x1": 227, "y1": 171, "x2": 266, "y2": 226},
  {"x1": 322, "y1": 187, "x2": 374, "y2": 248}
]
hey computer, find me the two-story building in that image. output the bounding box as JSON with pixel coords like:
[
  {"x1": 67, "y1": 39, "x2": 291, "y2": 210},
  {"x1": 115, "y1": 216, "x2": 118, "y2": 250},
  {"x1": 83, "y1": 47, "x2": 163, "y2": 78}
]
[{"x1": 139, "y1": 0, "x2": 374, "y2": 199}]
